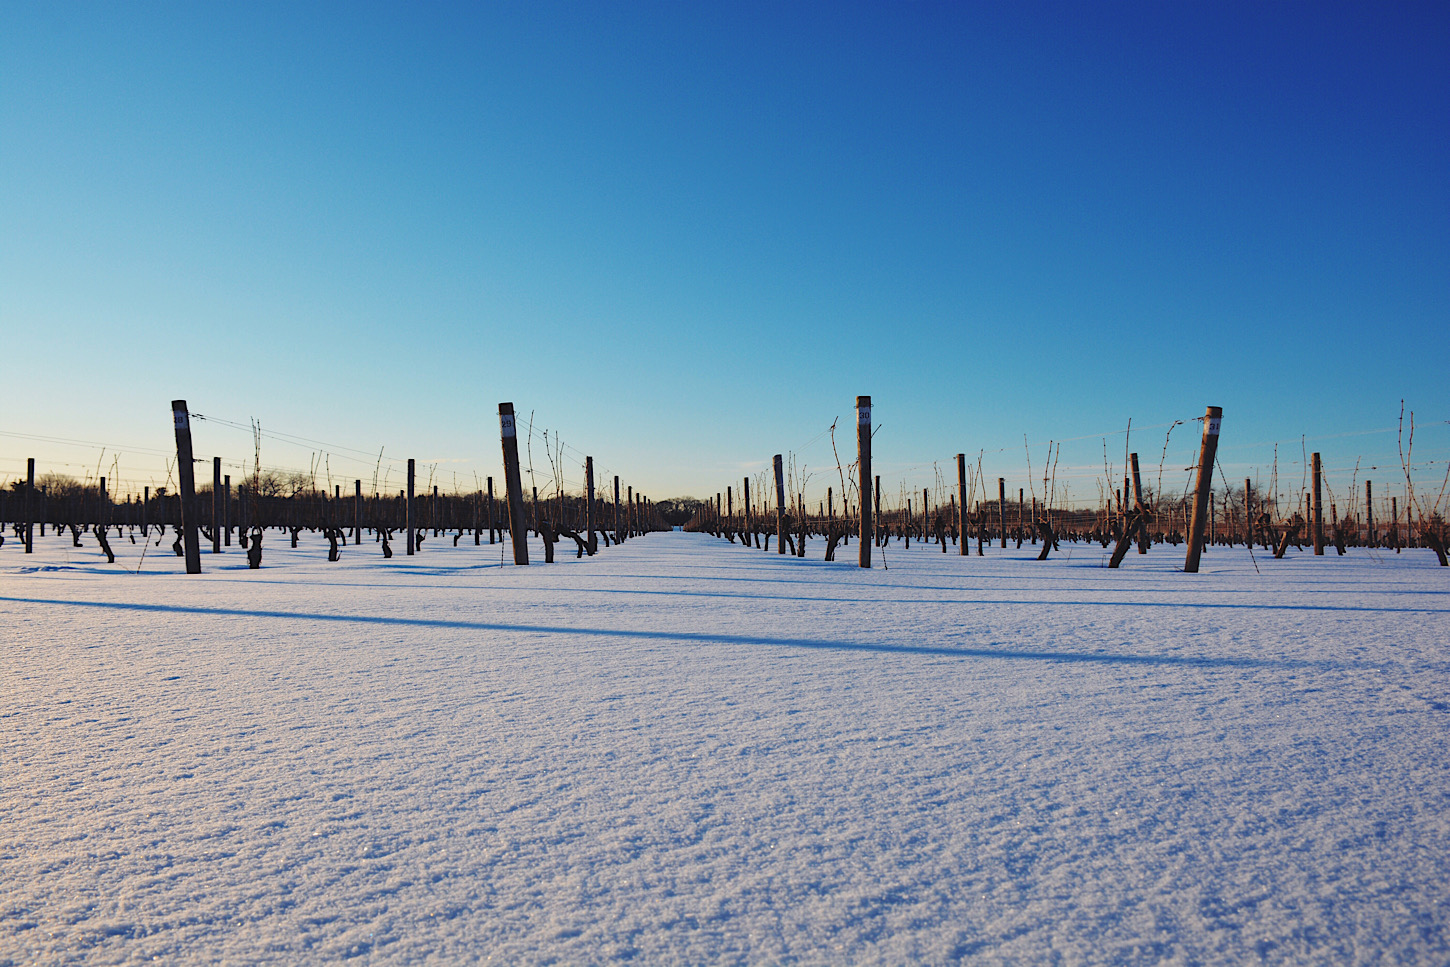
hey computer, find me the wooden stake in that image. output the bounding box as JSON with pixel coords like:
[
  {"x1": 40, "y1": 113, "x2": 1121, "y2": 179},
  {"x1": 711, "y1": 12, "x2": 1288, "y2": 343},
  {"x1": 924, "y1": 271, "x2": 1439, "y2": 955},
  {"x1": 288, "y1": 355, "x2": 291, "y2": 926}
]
[
  {"x1": 998, "y1": 477, "x2": 1007, "y2": 549},
  {"x1": 1365, "y1": 479, "x2": 1373, "y2": 547},
  {"x1": 406, "y1": 459, "x2": 416, "y2": 555},
  {"x1": 498, "y1": 403, "x2": 529, "y2": 565},
  {"x1": 171, "y1": 400, "x2": 202, "y2": 574},
  {"x1": 1183, "y1": 406, "x2": 1222, "y2": 573},
  {"x1": 585, "y1": 456, "x2": 596, "y2": 554},
  {"x1": 212, "y1": 457, "x2": 222, "y2": 553},
  {"x1": 774, "y1": 453, "x2": 786, "y2": 554},
  {"x1": 857, "y1": 396, "x2": 872, "y2": 567},
  {"x1": 1312, "y1": 452, "x2": 1324, "y2": 555},
  {"x1": 24, "y1": 457, "x2": 34, "y2": 553}
]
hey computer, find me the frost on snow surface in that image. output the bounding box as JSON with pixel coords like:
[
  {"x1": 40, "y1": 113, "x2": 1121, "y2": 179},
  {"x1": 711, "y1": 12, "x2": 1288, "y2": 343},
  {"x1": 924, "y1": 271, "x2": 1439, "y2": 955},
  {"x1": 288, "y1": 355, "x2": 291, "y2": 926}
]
[{"x1": 1, "y1": 531, "x2": 1447, "y2": 964}]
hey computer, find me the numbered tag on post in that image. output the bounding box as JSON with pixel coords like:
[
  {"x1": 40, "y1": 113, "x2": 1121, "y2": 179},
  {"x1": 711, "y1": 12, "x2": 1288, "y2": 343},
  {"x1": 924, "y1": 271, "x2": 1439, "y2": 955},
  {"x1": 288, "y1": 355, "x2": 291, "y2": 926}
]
[
  {"x1": 174, "y1": 411, "x2": 189, "y2": 430},
  {"x1": 858, "y1": 406, "x2": 871, "y2": 426},
  {"x1": 1207, "y1": 418, "x2": 1221, "y2": 436},
  {"x1": 500, "y1": 414, "x2": 516, "y2": 438}
]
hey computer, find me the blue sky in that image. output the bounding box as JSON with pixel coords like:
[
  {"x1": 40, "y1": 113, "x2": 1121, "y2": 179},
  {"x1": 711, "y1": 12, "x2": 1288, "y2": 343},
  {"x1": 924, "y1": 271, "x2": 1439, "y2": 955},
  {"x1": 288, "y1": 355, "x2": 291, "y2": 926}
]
[{"x1": 3, "y1": 2, "x2": 1446, "y2": 509}]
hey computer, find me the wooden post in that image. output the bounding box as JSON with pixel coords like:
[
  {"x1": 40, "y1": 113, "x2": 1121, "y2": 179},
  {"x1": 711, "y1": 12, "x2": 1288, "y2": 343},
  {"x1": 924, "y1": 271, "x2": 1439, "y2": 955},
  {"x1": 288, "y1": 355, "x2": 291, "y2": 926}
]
[
  {"x1": 171, "y1": 400, "x2": 202, "y2": 574},
  {"x1": 857, "y1": 396, "x2": 872, "y2": 567},
  {"x1": 1365, "y1": 480, "x2": 1373, "y2": 547},
  {"x1": 585, "y1": 456, "x2": 596, "y2": 554},
  {"x1": 998, "y1": 478, "x2": 1006, "y2": 548},
  {"x1": 354, "y1": 480, "x2": 362, "y2": 544},
  {"x1": 212, "y1": 457, "x2": 222, "y2": 553},
  {"x1": 498, "y1": 403, "x2": 529, "y2": 565},
  {"x1": 1312, "y1": 452, "x2": 1324, "y2": 555},
  {"x1": 487, "y1": 476, "x2": 496, "y2": 544},
  {"x1": 613, "y1": 476, "x2": 621, "y2": 543},
  {"x1": 627, "y1": 486, "x2": 634, "y2": 537},
  {"x1": 774, "y1": 454, "x2": 786, "y2": 554},
  {"x1": 1183, "y1": 406, "x2": 1222, "y2": 573},
  {"x1": 224, "y1": 474, "x2": 231, "y2": 546},
  {"x1": 1392, "y1": 496, "x2": 1399, "y2": 552},
  {"x1": 406, "y1": 459, "x2": 416, "y2": 555},
  {"x1": 743, "y1": 478, "x2": 751, "y2": 537},
  {"x1": 24, "y1": 457, "x2": 34, "y2": 553},
  {"x1": 1018, "y1": 487, "x2": 1024, "y2": 548}
]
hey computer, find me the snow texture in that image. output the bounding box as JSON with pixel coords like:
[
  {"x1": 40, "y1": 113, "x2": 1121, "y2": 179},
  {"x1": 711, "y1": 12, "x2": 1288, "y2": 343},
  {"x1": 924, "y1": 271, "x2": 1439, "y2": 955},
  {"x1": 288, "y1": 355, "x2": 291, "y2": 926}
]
[{"x1": 2, "y1": 529, "x2": 1448, "y2": 964}]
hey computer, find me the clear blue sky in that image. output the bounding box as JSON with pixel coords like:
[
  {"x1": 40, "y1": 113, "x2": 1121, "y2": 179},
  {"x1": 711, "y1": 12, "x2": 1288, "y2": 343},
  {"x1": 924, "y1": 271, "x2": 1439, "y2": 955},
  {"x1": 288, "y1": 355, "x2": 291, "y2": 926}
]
[{"x1": 3, "y1": 1, "x2": 1446, "y2": 511}]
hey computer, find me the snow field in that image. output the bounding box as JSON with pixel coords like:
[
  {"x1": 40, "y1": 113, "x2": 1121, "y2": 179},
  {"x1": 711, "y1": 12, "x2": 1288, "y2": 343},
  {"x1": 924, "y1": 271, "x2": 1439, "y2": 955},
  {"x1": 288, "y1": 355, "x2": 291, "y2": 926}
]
[{"x1": 2, "y1": 531, "x2": 1448, "y2": 964}]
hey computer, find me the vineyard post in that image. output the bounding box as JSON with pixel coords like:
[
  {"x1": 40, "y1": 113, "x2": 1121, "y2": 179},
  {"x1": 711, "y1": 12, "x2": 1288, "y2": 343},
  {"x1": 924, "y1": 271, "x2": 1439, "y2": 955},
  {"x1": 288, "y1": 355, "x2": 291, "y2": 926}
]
[
  {"x1": 223, "y1": 474, "x2": 231, "y2": 546},
  {"x1": 998, "y1": 478, "x2": 1007, "y2": 548},
  {"x1": 498, "y1": 402, "x2": 529, "y2": 565},
  {"x1": 1183, "y1": 406, "x2": 1222, "y2": 573},
  {"x1": 857, "y1": 396, "x2": 872, "y2": 567},
  {"x1": 728, "y1": 485, "x2": 734, "y2": 522},
  {"x1": 354, "y1": 480, "x2": 362, "y2": 544},
  {"x1": 1391, "y1": 496, "x2": 1399, "y2": 552},
  {"x1": 25, "y1": 457, "x2": 35, "y2": 553},
  {"x1": 487, "y1": 477, "x2": 496, "y2": 544},
  {"x1": 743, "y1": 478, "x2": 751, "y2": 537},
  {"x1": 212, "y1": 457, "x2": 222, "y2": 553},
  {"x1": 406, "y1": 459, "x2": 416, "y2": 555},
  {"x1": 613, "y1": 476, "x2": 621, "y2": 544},
  {"x1": 585, "y1": 456, "x2": 596, "y2": 554},
  {"x1": 1312, "y1": 452, "x2": 1324, "y2": 555},
  {"x1": 1129, "y1": 455, "x2": 1147, "y2": 553},
  {"x1": 171, "y1": 400, "x2": 202, "y2": 574},
  {"x1": 1365, "y1": 480, "x2": 1374, "y2": 547},
  {"x1": 774, "y1": 454, "x2": 786, "y2": 555}
]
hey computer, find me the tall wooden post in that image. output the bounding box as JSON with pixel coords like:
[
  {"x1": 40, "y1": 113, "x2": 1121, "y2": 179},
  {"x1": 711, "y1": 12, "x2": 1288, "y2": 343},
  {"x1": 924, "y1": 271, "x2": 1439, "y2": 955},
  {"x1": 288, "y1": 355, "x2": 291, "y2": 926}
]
[
  {"x1": 406, "y1": 459, "x2": 416, "y2": 555},
  {"x1": 1391, "y1": 496, "x2": 1399, "y2": 552},
  {"x1": 223, "y1": 474, "x2": 231, "y2": 546},
  {"x1": 857, "y1": 396, "x2": 872, "y2": 567},
  {"x1": 743, "y1": 478, "x2": 751, "y2": 536},
  {"x1": 171, "y1": 400, "x2": 202, "y2": 574},
  {"x1": 498, "y1": 403, "x2": 529, "y2": 565},
  {"x1": 774, "y1": 454, "x2": 786, "y2": 554},
  {"x1": 212, "y1": 457, "x2": 222, "y2": 553},
  {"x1": 998, "y1": 478, "x2": 1007, "y2": 548},
  {"x1": 353, "y1": 479, "x2": 361, "y2": 544},
  {"x1": 627, "y1": 486, "x2": 634, "y2": 537},
  {"x1": 1183, "y1": 406, "x2": 1222, "y2": 573},
  {"x1": 584, "y1": 456, "x2": 596, "y2": 554},
  {"x1": 1365, "y1": 480, "x2": 1374, "y2": 547},
  {"x1": 24, "y1": 457, "x2": 34, "y2": 553},
  {"x1": 728, "y1": 486, "x2": 734, "y2": 521},
  {"x1": 487, "y1": 477, "x2": 496, "y2": 544},
  {"x1": 1129, "y1": 455, "x2": 1146, "y2": 553},
  {"x1": 1311, "y1": 452, "x2": 1324, "y2": 555},
  {"x1": 613, "y1": 476, "x2": 621, "y2": 543}
]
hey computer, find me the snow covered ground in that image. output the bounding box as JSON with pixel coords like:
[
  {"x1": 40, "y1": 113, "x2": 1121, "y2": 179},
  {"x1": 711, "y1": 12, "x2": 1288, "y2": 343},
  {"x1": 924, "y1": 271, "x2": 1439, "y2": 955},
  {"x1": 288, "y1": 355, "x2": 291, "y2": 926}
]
[{"x1": 2, "y1": 529, "x2": 1447, "y2": 964}]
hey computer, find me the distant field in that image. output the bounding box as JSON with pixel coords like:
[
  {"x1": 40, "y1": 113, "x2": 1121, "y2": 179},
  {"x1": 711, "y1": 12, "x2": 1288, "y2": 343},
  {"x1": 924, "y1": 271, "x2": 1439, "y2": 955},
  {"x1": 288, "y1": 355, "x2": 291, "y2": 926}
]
[{"x1": 3, "y1": 533, "x2": 1447, "y2": 964}]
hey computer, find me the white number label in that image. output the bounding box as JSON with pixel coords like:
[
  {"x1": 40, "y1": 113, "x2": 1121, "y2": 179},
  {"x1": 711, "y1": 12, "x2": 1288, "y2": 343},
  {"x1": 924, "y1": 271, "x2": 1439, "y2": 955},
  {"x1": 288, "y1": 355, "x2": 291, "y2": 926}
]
[
  {"x1": 174, "y1": 411, "x2": 189, "y2": 430},
  {"x1": 500, "y1": 414, "x2": 516, "y2": 437},
  {"x1": 1207, "y1": 418, "x2": 1221, "y2": 436},
  {"x1": 858, "y1": 407, "x2": 871, "y2": 426}
]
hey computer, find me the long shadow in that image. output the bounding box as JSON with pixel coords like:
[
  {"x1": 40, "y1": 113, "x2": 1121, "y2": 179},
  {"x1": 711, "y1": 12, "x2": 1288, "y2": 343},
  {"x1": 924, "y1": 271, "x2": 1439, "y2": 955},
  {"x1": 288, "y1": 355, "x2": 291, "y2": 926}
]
[
  {"x1": 0, "y1": 595, "x2": 1372, "y2": 672},
  {"x1": 163, "y1": 580, "x2": 1449, "y2": 615}
]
